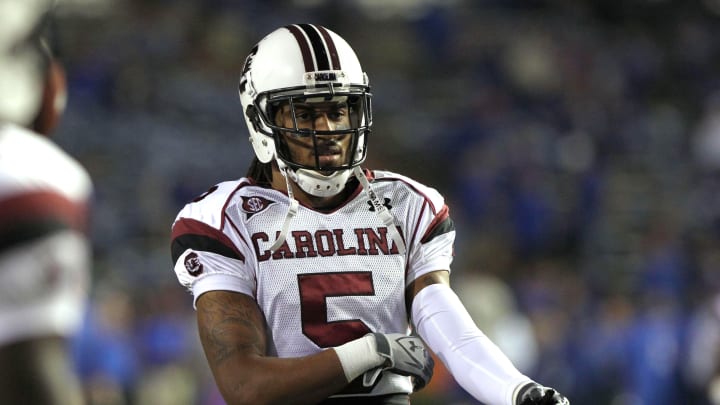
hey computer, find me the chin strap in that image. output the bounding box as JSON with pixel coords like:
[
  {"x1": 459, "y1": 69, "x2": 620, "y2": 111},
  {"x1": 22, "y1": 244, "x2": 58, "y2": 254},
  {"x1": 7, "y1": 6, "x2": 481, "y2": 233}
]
[
  {"x1": 353, "y1": 166, "x2": 406, "y2": 255},
  {"x1": 269, "y1": 165, "x2": 406, "y2": 256},
  {"x1": 269, "y1": 166, "x2": 299, "y2": 253}
]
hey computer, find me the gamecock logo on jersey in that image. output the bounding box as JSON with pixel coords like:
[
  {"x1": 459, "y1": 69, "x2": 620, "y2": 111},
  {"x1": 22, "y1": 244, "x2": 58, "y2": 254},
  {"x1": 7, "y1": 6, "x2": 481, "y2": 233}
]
[
  {"x1": 184, "y1": 252, "x2": 203, "y2": 276},
  {"x1": 242, "y1": 196, "x2": 275, "y2": 218}
]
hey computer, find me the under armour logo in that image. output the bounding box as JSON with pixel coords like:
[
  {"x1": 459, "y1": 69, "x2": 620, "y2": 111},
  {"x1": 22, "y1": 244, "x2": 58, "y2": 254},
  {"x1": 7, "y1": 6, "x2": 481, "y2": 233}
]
[
  {"x1": 367, "y1": 198, "x2": 392, "y2": 212},
  {"x1": 405, "y1": 339, "x2": 425, "y2": 353}
]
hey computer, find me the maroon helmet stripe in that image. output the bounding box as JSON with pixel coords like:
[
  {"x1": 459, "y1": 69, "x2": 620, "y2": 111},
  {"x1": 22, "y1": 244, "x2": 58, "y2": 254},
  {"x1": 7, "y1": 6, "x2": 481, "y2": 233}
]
[
  {"x1": 316, "y1": 25, "x2": 340, "y2": 70},
  {"x1": 285, "y1": 24, "x2": 314, "y2": 72},
  {"x1": 298, "y1": 24, "x2": 330, "y2": 71}
]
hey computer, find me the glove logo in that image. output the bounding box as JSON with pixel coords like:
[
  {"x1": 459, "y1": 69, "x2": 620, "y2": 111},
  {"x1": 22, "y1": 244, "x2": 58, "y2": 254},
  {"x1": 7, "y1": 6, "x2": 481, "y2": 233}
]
[
  {"x1": 365, "y1": 333, "x2": 434, "y2": 391},
  {"x1": 396, "y1": 336, "x2": 427, "y2": 369},
  {"x1": 409, "y1": 340, "x2": 423, "y2": 352}
]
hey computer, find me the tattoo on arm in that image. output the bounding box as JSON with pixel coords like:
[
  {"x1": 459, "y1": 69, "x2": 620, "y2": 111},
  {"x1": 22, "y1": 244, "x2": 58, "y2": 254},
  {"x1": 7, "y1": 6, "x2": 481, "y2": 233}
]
[{"x1": 197, "y1": 292, "x2": 267, "y2": 366}]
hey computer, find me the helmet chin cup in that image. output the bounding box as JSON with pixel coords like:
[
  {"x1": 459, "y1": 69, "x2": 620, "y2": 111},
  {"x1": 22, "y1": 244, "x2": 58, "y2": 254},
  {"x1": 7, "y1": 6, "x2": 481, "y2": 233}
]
[
  {"x1": 295, "y1": 168, "x2": 352, "y2": 197},
  {"x1": 278, "y1": 159, "x2": 351, "y2": 197}
]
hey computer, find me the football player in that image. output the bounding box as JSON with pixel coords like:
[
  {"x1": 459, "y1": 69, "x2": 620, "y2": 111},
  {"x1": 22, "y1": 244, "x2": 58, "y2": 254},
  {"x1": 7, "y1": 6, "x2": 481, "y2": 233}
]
[
  {"x1": 0, "y1": 1, "x2": 93, "y2": 404},
  {"x1": 171, "y1": 23, "x2": 569, "y2": 405}
]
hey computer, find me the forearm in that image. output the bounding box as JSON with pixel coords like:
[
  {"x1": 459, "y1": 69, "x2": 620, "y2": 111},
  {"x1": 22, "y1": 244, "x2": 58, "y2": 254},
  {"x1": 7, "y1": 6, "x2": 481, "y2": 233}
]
[
  {"x1": 197, "y1": 290, "x2": 384, "y2": 405},
  {"x1": 212, "y1": 349, "x2": 348, "y2": 405},
  {"x1": 412, "y1": 283, "x2": 531, "y2": 405}
]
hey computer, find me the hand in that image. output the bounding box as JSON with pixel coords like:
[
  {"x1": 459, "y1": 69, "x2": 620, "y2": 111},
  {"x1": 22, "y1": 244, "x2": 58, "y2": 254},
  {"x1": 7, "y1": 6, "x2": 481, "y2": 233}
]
[
  {"x1": 362, "y1": 333, "x2": 434, "y2": 391},
  {"x1": 516, "y1": 382, "x2": 570, "y2": 405}
]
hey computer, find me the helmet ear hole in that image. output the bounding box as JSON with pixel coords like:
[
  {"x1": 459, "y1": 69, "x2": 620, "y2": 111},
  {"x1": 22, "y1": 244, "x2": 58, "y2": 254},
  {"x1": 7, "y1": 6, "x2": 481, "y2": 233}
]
[
  {"x1": 245, "y1": 105, "x2": 262, "y2": 132},
  {"x1": 246, "y1": 103, "x2": 275, "y2": 164}
]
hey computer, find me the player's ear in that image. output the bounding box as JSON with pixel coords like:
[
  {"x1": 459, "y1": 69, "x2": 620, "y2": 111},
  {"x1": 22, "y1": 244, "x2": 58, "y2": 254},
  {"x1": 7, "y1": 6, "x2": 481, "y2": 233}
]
[{"x1": 32, "y1": 58, "x2": 67, "y2": 136}]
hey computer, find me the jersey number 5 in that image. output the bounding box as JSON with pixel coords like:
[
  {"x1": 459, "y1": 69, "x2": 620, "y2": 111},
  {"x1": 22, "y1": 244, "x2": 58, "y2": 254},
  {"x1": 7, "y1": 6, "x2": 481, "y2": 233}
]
[{"x1": 298, "y1": 272, "x2": 374, "y2": 348}]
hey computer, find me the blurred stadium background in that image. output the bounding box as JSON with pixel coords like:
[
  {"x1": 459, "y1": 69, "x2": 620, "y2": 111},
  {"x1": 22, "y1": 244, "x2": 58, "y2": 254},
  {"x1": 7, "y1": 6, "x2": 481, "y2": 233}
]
[{"x1": 48, "y1": 0, "x2": 720, "y2": 404}]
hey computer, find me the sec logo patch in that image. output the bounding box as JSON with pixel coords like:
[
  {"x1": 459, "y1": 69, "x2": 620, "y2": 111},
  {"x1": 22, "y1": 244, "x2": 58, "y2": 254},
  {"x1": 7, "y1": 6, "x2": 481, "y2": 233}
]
[{"x1": 241, "y1": 196, "x2": 275, "y2": 218}]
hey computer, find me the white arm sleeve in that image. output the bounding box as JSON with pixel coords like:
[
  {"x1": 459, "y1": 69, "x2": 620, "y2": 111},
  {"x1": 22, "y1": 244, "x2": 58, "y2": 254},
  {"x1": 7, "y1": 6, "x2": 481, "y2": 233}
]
[{"x1": 412, "y1": 283, "x2": 532, "y2": 405}]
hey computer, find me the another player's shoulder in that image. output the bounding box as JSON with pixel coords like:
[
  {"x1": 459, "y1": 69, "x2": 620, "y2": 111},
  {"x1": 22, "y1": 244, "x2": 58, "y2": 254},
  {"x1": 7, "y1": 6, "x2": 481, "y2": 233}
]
[
  {"x1": 0, "y1": 124, "x2": 92, "y2": 200},
  {"x1": 371, "y1": 169, "x2": 446, "y2": 209},
  {"x1": 0, "y1": 124, "x2": 79, "y2": 167}
]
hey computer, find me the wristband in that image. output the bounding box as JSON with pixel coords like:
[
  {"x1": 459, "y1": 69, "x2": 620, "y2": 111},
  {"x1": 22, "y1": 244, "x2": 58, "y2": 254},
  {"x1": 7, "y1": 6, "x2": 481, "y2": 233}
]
[{"x1": 333, "y1": 334, "x2": 385, "y2": 382}]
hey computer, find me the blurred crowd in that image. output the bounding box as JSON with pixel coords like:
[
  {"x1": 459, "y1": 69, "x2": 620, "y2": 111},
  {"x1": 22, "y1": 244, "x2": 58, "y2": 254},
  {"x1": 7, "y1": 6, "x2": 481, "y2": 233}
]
[{"x1": 48, "y1": 0, "x2": 720, "y2": 404}]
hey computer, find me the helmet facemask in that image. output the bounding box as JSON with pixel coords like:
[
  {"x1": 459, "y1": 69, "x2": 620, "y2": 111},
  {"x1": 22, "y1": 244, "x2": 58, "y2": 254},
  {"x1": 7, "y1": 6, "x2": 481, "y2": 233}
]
[
  {"x1": 261, "y1": 85, "x2": 370, "y2": 172},
  {"x1": 252, "y1": 81, "x2": 371, "y2": 197}
]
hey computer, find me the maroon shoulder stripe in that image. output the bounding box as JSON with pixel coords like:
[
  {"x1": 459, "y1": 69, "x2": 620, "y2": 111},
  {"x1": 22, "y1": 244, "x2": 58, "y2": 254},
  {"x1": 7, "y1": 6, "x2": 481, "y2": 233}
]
[
  {"x1": 171, "y1": 217, "x2": 245, "y2": 263},
  {"x1": 420, "y1": 205, "x2": 454, "y2": 243},
  {"x1": 0, "y1": 190, "x2": 88, "y2": 232}
]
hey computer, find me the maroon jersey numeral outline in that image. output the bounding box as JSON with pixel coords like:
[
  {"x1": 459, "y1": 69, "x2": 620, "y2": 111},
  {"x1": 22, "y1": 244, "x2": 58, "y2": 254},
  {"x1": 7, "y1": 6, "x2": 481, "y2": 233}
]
[{"x1": 297, "y1": 272, "x2": 374, "y2": 348}]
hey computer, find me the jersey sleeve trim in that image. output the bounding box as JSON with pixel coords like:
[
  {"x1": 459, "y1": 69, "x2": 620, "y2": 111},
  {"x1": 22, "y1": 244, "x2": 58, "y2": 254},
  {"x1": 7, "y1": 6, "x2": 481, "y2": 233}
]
[
  {"x1": 171, "y1": 217, "x2": 246, "y2": 264},
  {"x1": 192, "y1": 273, "x2": 255, "y2": 307}
]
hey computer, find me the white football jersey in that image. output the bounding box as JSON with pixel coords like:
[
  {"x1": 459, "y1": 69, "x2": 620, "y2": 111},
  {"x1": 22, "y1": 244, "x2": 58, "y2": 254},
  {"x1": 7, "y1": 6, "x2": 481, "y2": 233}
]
[
  {"x1": 0, "y1": 123, "x2": 93, "y2": 346},
  {"x1": 171, "y1": 169, "x2": 455, "y2": 397}
]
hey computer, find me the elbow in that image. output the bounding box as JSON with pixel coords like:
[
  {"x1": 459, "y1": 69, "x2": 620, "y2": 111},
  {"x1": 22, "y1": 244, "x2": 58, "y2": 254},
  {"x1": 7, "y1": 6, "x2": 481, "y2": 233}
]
[
  {"x1": 218, "y1": 382, "x2": 269, "y2": 405},
  {"x1": 219, "y1": 384, "x2": 312, "y2": 405}
]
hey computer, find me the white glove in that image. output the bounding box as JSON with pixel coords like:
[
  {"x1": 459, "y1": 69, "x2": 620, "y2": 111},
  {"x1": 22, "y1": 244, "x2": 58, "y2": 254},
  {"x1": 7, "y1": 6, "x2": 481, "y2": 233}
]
[{"x1": 362, "y1": 333, "x2": 434, "y2": 391}]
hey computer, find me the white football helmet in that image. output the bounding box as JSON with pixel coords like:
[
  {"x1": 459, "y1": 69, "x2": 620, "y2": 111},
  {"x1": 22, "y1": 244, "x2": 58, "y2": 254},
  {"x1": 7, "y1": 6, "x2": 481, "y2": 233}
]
[
  {"x1": 0, "y1": 0, "x2": 52, "y2": 127},
  {"x1": 238, "y1": 24, "x2": 371, "y2": 197}
]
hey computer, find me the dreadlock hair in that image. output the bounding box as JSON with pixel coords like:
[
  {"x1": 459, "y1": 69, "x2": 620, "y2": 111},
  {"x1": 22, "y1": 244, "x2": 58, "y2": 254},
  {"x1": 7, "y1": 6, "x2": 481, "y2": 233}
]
[
  {"x1": 31, "y1": 36, "x2": 66, "y2": 135},
  {"x1": 246, "y1": 157, "x2": 273, "y2": 187}
]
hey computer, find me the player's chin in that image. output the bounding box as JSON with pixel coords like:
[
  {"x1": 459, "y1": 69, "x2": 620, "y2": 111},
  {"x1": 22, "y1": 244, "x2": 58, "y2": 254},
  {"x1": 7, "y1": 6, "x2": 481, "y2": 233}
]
[
  {"x1": 317, "y1": 154, "x2": 342, "y2": 166},
  {"x1": 311, "y1": 155, "x2": 346, "y2": 171}
]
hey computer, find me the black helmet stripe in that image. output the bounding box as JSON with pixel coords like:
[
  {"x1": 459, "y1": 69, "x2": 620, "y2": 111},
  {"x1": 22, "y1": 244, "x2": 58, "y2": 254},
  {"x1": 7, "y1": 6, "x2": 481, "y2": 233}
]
[
  {"x1": 297, "y1": 23, "x2": 331, "y2": 71},
  {"x1": 315, "y1": 25, "x2": 340, "y2": 70},
  {"x1": 285, "y1": 24, "x2": 340, "y2": 72}
]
